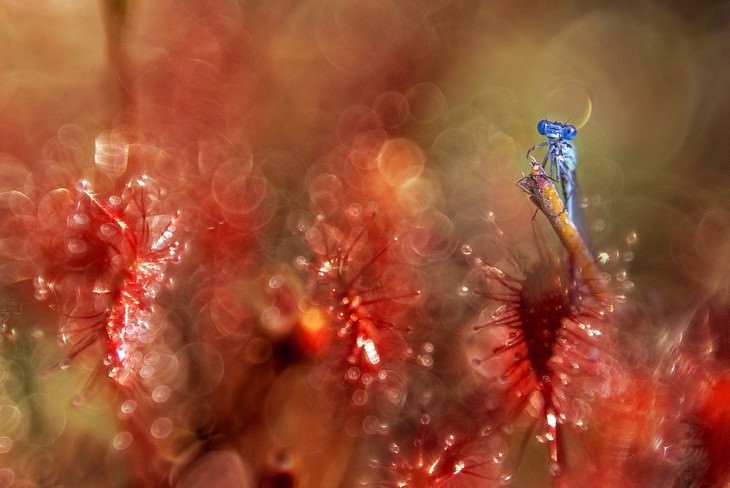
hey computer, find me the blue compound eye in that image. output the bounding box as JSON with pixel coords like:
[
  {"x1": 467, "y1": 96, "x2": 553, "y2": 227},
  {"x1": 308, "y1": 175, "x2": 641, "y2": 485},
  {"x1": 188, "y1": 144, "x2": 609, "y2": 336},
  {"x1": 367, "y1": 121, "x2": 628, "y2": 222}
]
[
  {"x1": 562, "y1": 124, "x2": 577, "y2": 140},
  {"x1": 537, "y1": 119, "x2": 549, "y2": 136}
]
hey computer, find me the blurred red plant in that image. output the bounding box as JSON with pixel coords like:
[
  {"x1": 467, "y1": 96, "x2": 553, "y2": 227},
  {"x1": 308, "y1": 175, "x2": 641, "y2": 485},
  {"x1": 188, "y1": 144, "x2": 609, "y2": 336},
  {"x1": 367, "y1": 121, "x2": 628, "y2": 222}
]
[
  {"x1": 676, "y1": 293, "x2": 730, "y2": 486},
  {"x1": 297, "y1": 203, "x2": 422, "y2": 411},
  {"x1": 375, "y1": 415, "x2": 502, "y2": 488},
  {"x1": 29, "y1": 175, "x2": 182, "y2": 387}
]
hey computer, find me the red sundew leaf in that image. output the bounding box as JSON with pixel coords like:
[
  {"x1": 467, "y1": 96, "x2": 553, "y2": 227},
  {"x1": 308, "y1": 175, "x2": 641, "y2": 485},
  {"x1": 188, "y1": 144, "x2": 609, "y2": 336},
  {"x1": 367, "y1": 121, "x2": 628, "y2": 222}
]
[
  {"x1": 31, "y1": 175, "x2": 183, "y2": 387},
  {"x1": 376, "y1": 429, "x2": 502, "y2": 488},
  {"x1": 298, "y1": 209, "x2": 422, "y2": 411},
  {"x1": 465, "y1": 243, "x2": 619, "y2": 480}
]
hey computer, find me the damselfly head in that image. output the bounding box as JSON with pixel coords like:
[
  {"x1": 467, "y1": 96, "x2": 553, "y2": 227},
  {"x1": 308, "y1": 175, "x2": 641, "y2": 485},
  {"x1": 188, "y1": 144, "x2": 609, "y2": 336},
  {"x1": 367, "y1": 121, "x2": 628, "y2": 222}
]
[
  {"x1": 562, "y1": 124, "x2": 577, "y2": 140},
  {"x1": 537, "y1": 120, "x2": 577, "y2": 141}
]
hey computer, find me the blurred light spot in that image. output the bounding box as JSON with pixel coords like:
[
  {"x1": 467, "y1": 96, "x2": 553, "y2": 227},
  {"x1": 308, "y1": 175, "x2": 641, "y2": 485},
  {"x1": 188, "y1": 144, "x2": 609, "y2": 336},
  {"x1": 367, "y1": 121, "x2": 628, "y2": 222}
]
[
  {"x1": 396, "y1": 176, "x2": 438, "y2": 214},
  {"x1": 152, "y1": 385, "x2": 172, "y2": 403},
  {"x1": 112, "y1": 431, "x2": 133, "y2": 450},
  {"x1": 150, "y1": 417, "x2": 173, "y2": 439},
  {"x1": 406, "y1": 82, "x2": 446, "y2": 123},
  {"x1": 0, "y1": 436, "x2": 12, "y2": 454},
  {"x1": 403, "y1": 209, "x2": 456, "y2": 262},
  {"x1": 308, "y1": 173, "x2": 343, "y2": 216},
  {"x1": 0, "y1": 402, "x2": 21, "y2": 437},
  {"x1": 352, "y1": 389, "x2": 368, "y2": 407},
  {"x1": 373, "y1": 90, "x2": 409, "y2": 128},
  {"x1": 95, "y1": 132, "x2": 129, "y2": 177},
  {"x1": 377, "y1": 138, "x2": 425, "y2": 186},
  {"x1": 211, "y1": 158, "x2": 267, "y2": 216},
  {"x1": 300, "y1": 306, "x2": 327, "y2": 335},
  {"x1": 120, "y1": 399, "x2": 137, "y2": 415},
  {"x1": 540, "y1": 79, "x2": 593, "y2": 129}
]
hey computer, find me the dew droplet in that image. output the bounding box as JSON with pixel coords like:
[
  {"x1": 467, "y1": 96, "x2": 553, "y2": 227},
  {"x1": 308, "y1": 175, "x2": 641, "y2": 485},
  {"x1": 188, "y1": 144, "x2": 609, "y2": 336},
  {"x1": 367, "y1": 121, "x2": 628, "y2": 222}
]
[
  {"x1": 268, "y1": 274, "x2": 285, "y2": 289},
  {"x1": 120, "y1": 399, "x2": 137, "y2": 415},
  {"x1": 346, "y1": 367, "x2": 361, "y2": 381},
  {"x1": 139, "y1": 365, "x2": 155, "y2": 379},
  {"x1": 491, "y1": 450, "x2": 506, "y2": 464},
  {"x1": 352, "y1": 389, "x2": 368, "y2": 406},
  {"x1": 346, "y1": 203, "x2": 363, "y2": 220},
  {"x1": 151, "y1": 385, "x2": 171, "y2": 403},
  {"x1": 389, "y1": 442, "x2": 400, "y2": 454},
  {"x1": 76, "y1": 179, "x2": 92, "y2": 192},
  {"x1": 34, "y1": 288, "x2": 50, "y2": 301},
  {"x1": 385, "y1": 387, "x2": 404, "y2": 405},
  {"x1": 420, "y1": 413, "x2": 431, "y2": 425},
  {"x1": 112, "y1": 431, "x2": 133, "y2": 450},
  {"x1": 362, "y1": 415, "x2": 380, "y2": 435},
  {"x1": 461, "y1": 244, "x2": 473, "y2": 256},
  {"x1": 150, "y1": 417, "x2": 173, "y2": 439},
  {"x1": 626, "y1": 232, "x2": 638, "y2": 244},
  {"x1": 498, "y1": 473, "x2": 513, "y2": 486},
  {"x1": 108, "y1": 195, "x2": 122, "y2": 208},
  {"x1": 144, "y1": 351, "x2": 160, "y2": 366},
  {"x1": 70, "y1": 212, "x2": 90, "y2": 226},
  {"x1": 72, "y1": 393, "x2": 87, "y2": 406},
  {"x1": 418, "y1": 354, "x2": 434, "y2": 368},
  {"x1": 592, "y1": 219, "x2": 606, "y2": 232},
  {"x1": 66, "y1": 238, "x2": 88, "y2": 255}
]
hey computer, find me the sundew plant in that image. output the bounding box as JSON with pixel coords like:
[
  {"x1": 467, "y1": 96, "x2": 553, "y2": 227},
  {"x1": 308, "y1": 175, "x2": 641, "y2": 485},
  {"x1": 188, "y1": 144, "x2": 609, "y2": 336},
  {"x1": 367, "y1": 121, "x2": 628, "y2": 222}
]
[{"x1": 0, "y1": 2, "x2": 729, "y2": 487}]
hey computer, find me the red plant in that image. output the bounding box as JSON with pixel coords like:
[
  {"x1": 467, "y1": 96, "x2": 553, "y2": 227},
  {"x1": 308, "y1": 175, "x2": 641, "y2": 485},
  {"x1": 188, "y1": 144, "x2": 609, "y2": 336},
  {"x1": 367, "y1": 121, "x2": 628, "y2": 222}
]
[
  {"x1": 464, "y1": 233, "x2": 617, "y2": 480},
  {"x1": 297, "y1": 204, "x2": 421, "y2": 409},
  {"x1": 31, "y1": 175, "x2": 182, "y2": 386},
  {"x1": 678, "y1": 294, "x2": 730, "y2": 486},
  {"x1": 375, "y1": 417, "x2": 501, "y2": 488}
]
